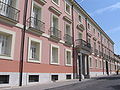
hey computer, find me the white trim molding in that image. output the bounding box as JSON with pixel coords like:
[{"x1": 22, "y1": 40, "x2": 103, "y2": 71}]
[
  {"x1": 27, "y1": 37, "x2": 42, "y2": 63},
  {"x1": 65, "y1": 49, "x2": 72, "y2": 66},
  {"x1": 0, "y1": 27, "x2": 16, "y2": 60},
  {"x1": 50, "y1": 44, "x2": 60, "y2": 65}
]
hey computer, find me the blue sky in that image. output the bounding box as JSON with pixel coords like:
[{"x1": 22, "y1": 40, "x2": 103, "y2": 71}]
[{"x1": 76, "y1": 0, "x2": 120, "y2": 55}]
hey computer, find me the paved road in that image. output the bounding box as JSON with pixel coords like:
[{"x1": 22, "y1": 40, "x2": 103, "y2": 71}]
[
  {"x1": 48, "y1": 75, "x2": 120, "y2": 90},
  {"x1": 2, "y1": 75, "x2": 120, "y2": 90}
]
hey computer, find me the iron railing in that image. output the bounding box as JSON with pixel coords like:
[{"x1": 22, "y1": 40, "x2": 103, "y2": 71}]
[
  {"x1": 75, "y1": 39, "x2": 91, "y2": 51},
  {"x1": 64, "y1": 34, "x2": 72, "y2": 45},
  {"x1": 0, "y1": 1, "x2": 20, "y2": 21},
  {"x1": 49, "y1": 27, "x2": 61, "y2": 40},
  {"x1": 27, "y1": 17, "x2": 45, "y2": 33}
]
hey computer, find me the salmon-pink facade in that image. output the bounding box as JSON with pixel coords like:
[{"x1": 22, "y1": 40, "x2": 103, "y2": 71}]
[{"x1": 0, "y1": 0, "x2": 120, "y2": 87}]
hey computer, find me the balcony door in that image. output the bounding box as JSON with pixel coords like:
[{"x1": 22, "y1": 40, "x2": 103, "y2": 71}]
[
  {"x1": 31, "y1": 5, "x2": 41, "y2": 29},
  {"x1": 52, "y1": 15, "x2": 59, "y2": 36}
]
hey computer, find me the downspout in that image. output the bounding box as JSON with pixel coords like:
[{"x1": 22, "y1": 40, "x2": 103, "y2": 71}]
[
  {"x1": 100, "y1": 33, "x2": 104, "y2": 75},
  {"x1": 72, "y1": 5, "x2": 76, "y2": 79},
  {"x1": 19, "y1": 0, "x2": 28, "y2": 86},
  {"x1": 85, "y1": 18, "x2": 90, "y2": 78}
]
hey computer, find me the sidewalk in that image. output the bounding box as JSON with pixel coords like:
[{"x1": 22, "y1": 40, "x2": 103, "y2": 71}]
[{"x1": 1, "y1": 79, "x2": 91, "y2": 90}]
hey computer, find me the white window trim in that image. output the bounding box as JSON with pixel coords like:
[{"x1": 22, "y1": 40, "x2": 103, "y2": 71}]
[
  {"x1": 89, "y1": 57, "x2": 92, "y2": 68},
  {"x1": 65, "y1": 49, "x2": 72, "y2": 66},
  {"x1": 28, "y1": 37, "x2": 42, "y2": 63},
  {"x1": 65, "y1": 1, "x2": 71, "y2": 16},
  {"x1": 52, "y1": 0, "x2": 60, "y2": 7},
  {"x1": 50, "y1": 44, "x2": 60, "y2": 65},
  {"x1": 0, "y1": 27, "x2": 15, "y2": 60},
  {"x1": 31, "y1": 0, "x2": 42, "y2": 20},
  {"x1": 65, "y1": 23, "x2": 71, "y2": 36}
]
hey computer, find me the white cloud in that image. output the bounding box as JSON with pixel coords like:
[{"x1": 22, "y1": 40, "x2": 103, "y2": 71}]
[
  {"x1": 107, "y1": 26, "x2": 120, "y2": 33},
  {"x1": 91, "y1": 2, "x2": 120, "y2": 15},
  {"x1": 77, "y1": 0, "x2": 86, "y2": 3}
]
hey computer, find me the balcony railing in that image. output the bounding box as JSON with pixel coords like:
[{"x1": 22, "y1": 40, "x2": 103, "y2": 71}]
[
  {"x1": 0, "y1": 1, "x2": 20, "y2": 22},
  {"x1": 27, "y1": 17, "x2": 45, "y2": 33},
  {"x1": 75, "y1": 39, "x2": 91, "y2": 52},
  {"x1": 49, "y1": 27, "x2": 61, "y2": 40},
  {"x1": 64, "y1": 34, "x2": 72, "y2": 45}
]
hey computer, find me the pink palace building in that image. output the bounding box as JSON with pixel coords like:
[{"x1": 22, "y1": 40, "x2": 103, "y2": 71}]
[{"x1": 0, "y1": 0, "x2": 120, "y2": 87}]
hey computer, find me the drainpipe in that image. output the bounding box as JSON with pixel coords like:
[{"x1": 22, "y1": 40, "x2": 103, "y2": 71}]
[
  {"x1": 71, "y1": 5, "x2": 76, "y2": 79},
  {"x1": 100, "y1": 33, "x2": 104, "y2": 75},
  {"x1": 19, "y1": 0, "x2": 28, "y2": 86},
  {"x1": 85, "y1": 18, "x2": 90, "y2": 78}
]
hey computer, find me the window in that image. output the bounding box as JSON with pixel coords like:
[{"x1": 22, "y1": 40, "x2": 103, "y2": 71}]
[
  {"x1": 65, "y1": 49, "x2": 72, "y2": 66},
  {"x1": 93, "y1": 29, "x2": 95, "y2": 34},
  {"x1": 52, "y1": 0, "x2": 59, "y2": 6},
  {"x1": 65, "y1": 1, "x2": 71, "y2": 15},
  {"x1": 31, "y1": 2, "x2": 41, "y2": 28},
  {"x1": 29, "y1": 75, "x2": 39, "y2": 82},
  {"x1": 51, "y1": 75, "x2": 58, "y2": 81},
  {"x1": 78, "y1": 32, "x2": 82, "y2": 39},
  {"x1": 0, "y1": 0, "x2": 17, "y2": 17},
  {"x1": 95, "y1": 59, "x2": 98, "y2": 68},
  {"x1": 65, "y1": 24, "x2": 71, "y2": 35},
  {"x1": 100, "y1": 61, "x2": 102, "y2": 68},
  {"x1": 98, "y1": 32, "x2": 100, "y2": 37},
  {"x1": 88, "y1": 23, "x2": 90, "y2": 29},
  {"x1": 51, "y1": 44, "x2": 59, "y2": 64},
  {"x1": 79, "y1": 15, "x2": 81, "y2": 22},
  {"x1": 66, "y1": 75, "x2": 71, "y2": 79},
  {"x1": 0, "y1": 75, "x2": 9, "y2": 84},
  {"x1": 88, "y1": 38, "x2": 91, "y2": 44},
  {"x1": 52, "y1": 15, "x2": 58, "y2": 29},
  {"x1": 89, "y1": 57, "x2": 92, "y2": 68},
  {"x1": 28, "y1": 37, "x2": 42, "y2": 63},
  {"x1": 0, "y1": 28, "x2": 15, "y2": 60}
]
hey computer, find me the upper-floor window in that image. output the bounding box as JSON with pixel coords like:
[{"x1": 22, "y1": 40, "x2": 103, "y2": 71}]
[
  {"x1": 89, "y1": 57, "x2": 92, "y2": 68},
  {"x1": 88, "y1": 23, "x2": 90, "y2": 29},
  {"x1": 88, "y1": 38, "x2": 91, "y2": 44},
  {"x1": 65, "y1": 1, "x2": 71, "y2": 15},
  {"x1": 79, "y1": 15, "x2": 81, "y2": 22},
  {"x1": 52, "y1": 15, "x2": 58, "y2": 29},
  {"x1": 78, "y1": 32, "x2": 82, "y2": 39},
  {"x1": 95, "y1": 59, "x2": 98, "y2": 68},
  {"x1": 98, "y1": 32, "x2": 100, "y2": 37},
  {"x1": 65, "y1": 24, "x2": 71, "y2": 35},
  {"x1": 52, "y1": 0, "x2": 60, "y2": 6},
  {"x1": 93, "y1": 28, "x2": 95, "y2": 34},
  {"x1": 0, "y1": 0, "x2": 18, "y2": 21},
  {"x1": 31, "y1": 3, "x2": 41, "y2": 28}
]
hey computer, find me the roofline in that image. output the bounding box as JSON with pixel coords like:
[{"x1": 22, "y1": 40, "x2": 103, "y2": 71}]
[{"x1": 70, "y1": 0, "x2": 114, "y2": 44}]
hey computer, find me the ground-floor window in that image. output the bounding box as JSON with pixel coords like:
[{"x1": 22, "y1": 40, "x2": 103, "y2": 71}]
[
  {"x1": 66, "y1": 75, "x2": 71, "y2": 79},
  {"x1": 51, "y1": 75, "x2": 58, "y2": 81},
  {"x1": 0, "y1": 75, "x2": 9, "y2": 84},
  {"x1": 29, "y1": 75, "x2": 39, "y2": 82}
]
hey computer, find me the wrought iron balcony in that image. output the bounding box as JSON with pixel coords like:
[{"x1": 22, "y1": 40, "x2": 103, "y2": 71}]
[
  {"x1": 49, "y1": 27, "x2": 61, "y2": 40},
  {"x1": 27, "y1": 17, "x2": 45, "y2": 34},
  {"x1": 75, "y1": 39, "x2": 91, "y2": 52},
  {"x1": 64, "y1": 34, "x2": 72, "y2": 46},
  {"x1": 0, "y1": 1, "x2": 20, "y2": 22}
]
